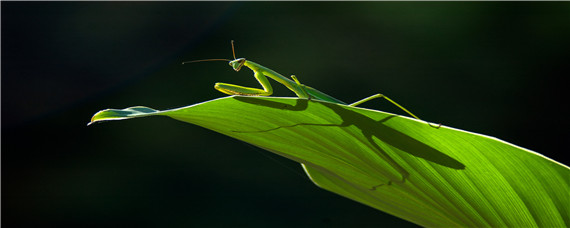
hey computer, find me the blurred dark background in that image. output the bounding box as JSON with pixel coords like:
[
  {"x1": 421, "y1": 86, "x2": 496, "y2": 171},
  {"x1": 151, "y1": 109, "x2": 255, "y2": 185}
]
[{"x1": 3, "y1": 2, "x2": 569, "y2": 227}]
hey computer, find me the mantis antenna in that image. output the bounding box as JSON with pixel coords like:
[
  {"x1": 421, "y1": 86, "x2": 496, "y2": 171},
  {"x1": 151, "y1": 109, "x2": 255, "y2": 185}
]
[
  {"x1": 181, "y1": 41, "x2": 239, "y2": 65},
  {"x1": 231, "y1": 40, "x2": 237, "y2": 59},
  {"x1": 182, "y1": 59, "x2": 231, "y2": 64}
]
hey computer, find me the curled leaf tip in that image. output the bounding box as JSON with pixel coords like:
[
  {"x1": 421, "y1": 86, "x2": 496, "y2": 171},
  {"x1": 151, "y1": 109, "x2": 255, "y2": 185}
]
[{"x1": 88, "y1": 106, "x2": 159, "y2": 126}]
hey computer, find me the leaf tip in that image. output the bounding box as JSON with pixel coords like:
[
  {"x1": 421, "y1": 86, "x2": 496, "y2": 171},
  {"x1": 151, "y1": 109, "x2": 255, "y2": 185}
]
[{"x1": 87, "y1": 106, "x2": 159, "y2": 126}]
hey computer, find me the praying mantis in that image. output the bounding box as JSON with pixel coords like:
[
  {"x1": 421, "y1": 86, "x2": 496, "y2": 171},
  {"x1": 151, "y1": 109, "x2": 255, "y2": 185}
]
[
  {"x1": 184, "y1": 41, "x2": 440, "y2": 186},
  {"x1": 184, "y1": 41, "x2": 435, "y2": 127}
]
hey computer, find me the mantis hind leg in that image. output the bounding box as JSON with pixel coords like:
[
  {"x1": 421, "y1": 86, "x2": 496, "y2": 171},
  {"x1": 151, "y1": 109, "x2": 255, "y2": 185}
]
[
  {"x1": 214, "y1": 71, "x2": 273, "y2": 96},
  {"x1": 349, "y1": 94, "x2": 441, "y2": 128}
]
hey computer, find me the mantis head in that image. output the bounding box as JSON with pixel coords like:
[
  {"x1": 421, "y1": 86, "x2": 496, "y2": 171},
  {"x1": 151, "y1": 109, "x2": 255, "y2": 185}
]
[{"x1": 229, "y1": 58, "x2": 246, "y2": 72}]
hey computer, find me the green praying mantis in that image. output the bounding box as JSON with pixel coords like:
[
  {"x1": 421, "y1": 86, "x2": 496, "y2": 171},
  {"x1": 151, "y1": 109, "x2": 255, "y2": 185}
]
[
  {"x1": 183, "y1": 41, "x2": 438, "y2": 128},
  {"x1": 183, "y1": 41, "x2": 440, "y2": 186}
]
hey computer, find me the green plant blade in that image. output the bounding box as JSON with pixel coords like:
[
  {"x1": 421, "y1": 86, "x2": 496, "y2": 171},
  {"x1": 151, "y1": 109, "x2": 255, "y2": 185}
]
[{"x1": 90, "y1": 96, "x2": 569, "y2": 227}]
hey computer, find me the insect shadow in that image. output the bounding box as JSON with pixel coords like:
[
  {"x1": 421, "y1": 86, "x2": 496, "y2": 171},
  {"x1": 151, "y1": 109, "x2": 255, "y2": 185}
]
[{"x1": 233, "y1": 96, "x2": 466, "y2": 188}]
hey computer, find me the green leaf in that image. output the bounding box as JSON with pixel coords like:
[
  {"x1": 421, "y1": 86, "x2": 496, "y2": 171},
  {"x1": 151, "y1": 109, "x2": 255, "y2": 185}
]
[{"x1": 90, "y1": 96, "x2": 569, "y2": 227}]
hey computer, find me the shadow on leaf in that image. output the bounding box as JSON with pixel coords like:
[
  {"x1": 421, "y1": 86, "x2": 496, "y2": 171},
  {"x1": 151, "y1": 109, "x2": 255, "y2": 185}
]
[{"x1": 233, "y1": 96, "x2": 465, "y2": 171}]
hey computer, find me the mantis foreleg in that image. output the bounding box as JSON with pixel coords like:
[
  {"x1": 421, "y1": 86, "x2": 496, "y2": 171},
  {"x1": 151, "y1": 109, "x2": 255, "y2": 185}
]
[{"x1": 215, "y1": 71, "x2": 273, "y2": 96}]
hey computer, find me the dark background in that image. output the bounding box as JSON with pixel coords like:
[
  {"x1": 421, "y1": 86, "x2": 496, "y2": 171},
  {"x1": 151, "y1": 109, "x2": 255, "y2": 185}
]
[{"x1": 3, "y1": 2, "x2": 569, "y2": 227}]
